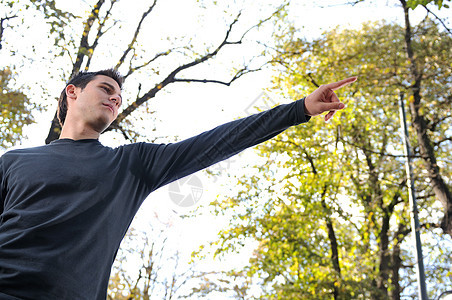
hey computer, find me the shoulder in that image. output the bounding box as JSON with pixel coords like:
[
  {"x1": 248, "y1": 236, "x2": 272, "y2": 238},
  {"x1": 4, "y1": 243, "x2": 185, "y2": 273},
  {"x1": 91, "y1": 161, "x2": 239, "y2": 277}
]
[
  {"x1": 1, "y1": 144, "x2": 50, "y2": 157},
  {"x1": 114, "y1": 142, "x2": 173, "y2": 164},
  {"x1": 117, "y1": 142, "x2": 165, "y2": 153},
  {"x1": 0, "y1": 145, "x2": 52, "y2": 167}
]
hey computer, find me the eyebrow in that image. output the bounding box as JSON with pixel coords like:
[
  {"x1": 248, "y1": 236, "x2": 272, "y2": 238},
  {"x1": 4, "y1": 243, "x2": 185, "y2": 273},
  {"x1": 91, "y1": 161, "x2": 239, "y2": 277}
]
[{"x1": 100, "y1": 82, "x2": 122, "y2": 102}]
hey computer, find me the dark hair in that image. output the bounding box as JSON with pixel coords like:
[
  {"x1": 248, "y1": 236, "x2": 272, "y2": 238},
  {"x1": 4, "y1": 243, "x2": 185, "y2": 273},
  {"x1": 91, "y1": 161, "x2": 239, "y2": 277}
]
[{"x1": 57, "y1": 68, "x2": 124, "y2": 126}]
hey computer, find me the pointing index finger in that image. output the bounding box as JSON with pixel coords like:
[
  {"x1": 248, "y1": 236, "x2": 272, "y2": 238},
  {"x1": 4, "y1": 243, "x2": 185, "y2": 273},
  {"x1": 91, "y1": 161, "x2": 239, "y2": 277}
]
[{"x1": 326, "y1": 77, "x2": 357, "y2": 91}]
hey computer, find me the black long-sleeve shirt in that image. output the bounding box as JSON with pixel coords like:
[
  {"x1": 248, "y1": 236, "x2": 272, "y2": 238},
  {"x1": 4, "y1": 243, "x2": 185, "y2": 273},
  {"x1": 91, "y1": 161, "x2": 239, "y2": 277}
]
[{"x1": 0, "y1": 99, "x2": 309, "y2": 299}]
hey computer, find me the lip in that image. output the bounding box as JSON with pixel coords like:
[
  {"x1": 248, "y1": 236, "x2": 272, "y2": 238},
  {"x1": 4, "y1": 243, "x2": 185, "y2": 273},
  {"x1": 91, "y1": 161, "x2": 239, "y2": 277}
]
[{"x1": 102, "y1": 103, "x2": 114, "y2": 113}]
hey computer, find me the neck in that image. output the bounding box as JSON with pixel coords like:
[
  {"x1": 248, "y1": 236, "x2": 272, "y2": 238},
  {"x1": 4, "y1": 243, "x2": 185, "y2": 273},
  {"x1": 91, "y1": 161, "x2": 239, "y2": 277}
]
[{"x1": 59, "y1": 123, "x2": 101, "y2": 140}]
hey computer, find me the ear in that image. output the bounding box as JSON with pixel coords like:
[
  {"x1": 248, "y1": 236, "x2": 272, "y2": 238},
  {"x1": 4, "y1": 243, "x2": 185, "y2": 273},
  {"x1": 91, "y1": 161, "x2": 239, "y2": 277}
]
[{"x1": 65, "y1": 84, "x2": 78, "y2": 102}]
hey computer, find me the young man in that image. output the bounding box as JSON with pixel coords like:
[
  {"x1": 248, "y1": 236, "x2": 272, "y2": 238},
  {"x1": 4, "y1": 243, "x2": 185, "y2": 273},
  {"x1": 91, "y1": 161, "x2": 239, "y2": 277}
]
[{"x1": 0, "y1": 69, "x2": 356, "y2": 299}]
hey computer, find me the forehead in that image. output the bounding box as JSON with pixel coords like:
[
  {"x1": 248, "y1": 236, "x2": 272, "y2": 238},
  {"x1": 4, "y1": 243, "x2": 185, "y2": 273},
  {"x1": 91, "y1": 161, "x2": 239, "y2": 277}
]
[{"x1": 91, "y1": 75, "x2": 121, "y2": 91}]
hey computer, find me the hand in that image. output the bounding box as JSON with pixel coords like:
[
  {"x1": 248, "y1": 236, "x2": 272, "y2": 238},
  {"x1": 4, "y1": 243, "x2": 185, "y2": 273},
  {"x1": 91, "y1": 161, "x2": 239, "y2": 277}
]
[{"x1": 304, "y1": 77, "x2": 357, "y2": 122}]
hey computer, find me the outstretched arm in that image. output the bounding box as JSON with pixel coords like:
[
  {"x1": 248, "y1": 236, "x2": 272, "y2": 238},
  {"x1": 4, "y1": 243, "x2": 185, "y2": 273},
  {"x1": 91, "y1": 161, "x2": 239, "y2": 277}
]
[
  {"x1": 136, "y1": 77, "x2": 357, "y2": 191},
  {"x1": 136, "y1": 99, "x2": 309, "y2": 191},
  {"x1": 304, "y1": 77, "x2": 357, "y2": 122}
]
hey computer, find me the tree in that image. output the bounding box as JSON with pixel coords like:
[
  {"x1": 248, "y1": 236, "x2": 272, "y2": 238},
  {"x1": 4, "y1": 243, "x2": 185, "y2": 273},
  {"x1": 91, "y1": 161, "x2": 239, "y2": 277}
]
[
  {"x1": 200, "y1": 19, "x2": 451, "y2": 299},
  {"x1": 0, "y1": 0, "x2": 44, "y2": 148},
  {"x1": 352, "y1": 0, "x2": 452, "y2": 239},
  {"x1": 271, "y1": 16, "x2": 451, "y2": 297},
  {"x1": 108, "y1": 224, "x2": 200, "y2": 300},
  {"x1": 0, "y1": 68, "x2": 35, "y2": 149},
  {"x1": 0, "y1": 15, "x2": 17, "y2": 50},
  {"x1": 398, "y1": 0, "x2": 452, "y2": 236}
]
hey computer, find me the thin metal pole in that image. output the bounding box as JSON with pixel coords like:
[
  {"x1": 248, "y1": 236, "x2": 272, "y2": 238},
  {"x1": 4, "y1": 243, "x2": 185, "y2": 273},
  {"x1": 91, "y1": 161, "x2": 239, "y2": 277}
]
[{"x1": 398, "y1": 92, "x2": 428, "y2": 300}]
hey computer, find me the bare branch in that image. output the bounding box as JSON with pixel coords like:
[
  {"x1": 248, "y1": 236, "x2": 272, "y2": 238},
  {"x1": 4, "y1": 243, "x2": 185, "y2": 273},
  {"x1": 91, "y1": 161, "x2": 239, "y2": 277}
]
[
  {"x1": 71, "y1": 0, "x2": 106, "y2": 76},
  {"x1": 113, "y1": 124, "x2": 132, "y2": 141},
  {"x1": 238, "y1": 3, "x2": 288, "y2": 42},
  {"x1": 123, "y1": 49, "x2": 173, "y2": 79},
  {"x1": 340, "y1": 136, "x2": 427, "y2": 159},
  {"x1": 421, "y1": 222, "x2": 441, "y2": 229},
  {"x1": 171, "y1": 78, "x2": 233, "y2": 86},
  {"x1": 97, "y1": 0, "x2": 118, "y2": 39},
  {"x1": 115, "y1": 0, "x2": 158, "y2": 70},
  {"x1": 98, "y1": 19, "x2": 119, "y2": 39},
  {"x1": 422, "y1": 4, "x2": 452, "y2": 36},
  {"x1": 172, "y1": 64, "x2": 264, "y2": 86},
  {"x1": 86, "y1": 0, "x2": 118, "y2": 70},
  {"x1": 0, "y1": 15, "x2": 17, "y2": 50},
  {"x1": 306, "y1": 73, "x2": 320, "y2": 88},
  {"x1": 109, "y1": 11, "x2": 248, "y2": 127},
  {"x1": 429, "y1": 115, "x2": 451, "y2": 132},
  {"x1": 434, "y1": 136, "x2": 452, "y2": 146},
  {"x1": 416, "y1": 193, "x2": 436, "y2": 200},
  {"x1": 109, "y1": 5, "x2": 284, "y2": 130}
]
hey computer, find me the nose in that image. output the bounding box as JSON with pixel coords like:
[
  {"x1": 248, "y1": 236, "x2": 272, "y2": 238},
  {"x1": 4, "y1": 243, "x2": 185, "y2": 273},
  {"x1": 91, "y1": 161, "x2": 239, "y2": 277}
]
[{"x1": 109, "y1": 95, "x2": 121, "y2": 106}]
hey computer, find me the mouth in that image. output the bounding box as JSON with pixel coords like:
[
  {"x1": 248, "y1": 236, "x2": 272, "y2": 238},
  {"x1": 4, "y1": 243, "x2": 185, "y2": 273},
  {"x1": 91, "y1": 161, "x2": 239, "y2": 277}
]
[{"x1": 102, "y1": 103, "x2": 114, "y2": 113}]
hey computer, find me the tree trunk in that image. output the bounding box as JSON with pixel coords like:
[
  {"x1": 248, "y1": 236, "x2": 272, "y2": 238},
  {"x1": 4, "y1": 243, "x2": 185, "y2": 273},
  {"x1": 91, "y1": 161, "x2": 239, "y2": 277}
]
[
  {"x1": 391, "y1": 242, "x2": 402, "y2": 300},
  {"x1": 45, "y1": 112, "x2": 61, "y2": 144},
  {"x1": 377, "y1": 212, "x2": 390, "y2": 297},
  {"x1": 326, "y1": 219, "x2": 341, "y2": 300},
  {"x1": 320, "y1": 189, "x2": 341, "y2": 300},
  {"x1": 391, "y1": 224, "x2": 409, "y2": 300}
]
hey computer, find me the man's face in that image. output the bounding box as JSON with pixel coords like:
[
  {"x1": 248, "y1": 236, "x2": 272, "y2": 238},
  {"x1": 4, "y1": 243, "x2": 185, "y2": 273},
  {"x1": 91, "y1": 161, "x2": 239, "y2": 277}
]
[{"x1": 67, "y1": 75, "x2": 122, "y2": 133}]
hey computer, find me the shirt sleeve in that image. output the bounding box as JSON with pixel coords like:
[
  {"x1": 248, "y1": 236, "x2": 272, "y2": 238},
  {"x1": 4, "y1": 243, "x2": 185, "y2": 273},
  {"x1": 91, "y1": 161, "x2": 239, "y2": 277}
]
[{"x1": 135, "y1": 98, "x2": 310, "y2": 191}]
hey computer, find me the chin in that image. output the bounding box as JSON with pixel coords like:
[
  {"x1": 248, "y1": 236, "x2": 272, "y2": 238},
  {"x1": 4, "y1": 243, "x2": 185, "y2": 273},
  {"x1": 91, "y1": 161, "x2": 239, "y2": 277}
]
[{"x1": 92, "y1": 119, "x2": 113, "y2": 134}]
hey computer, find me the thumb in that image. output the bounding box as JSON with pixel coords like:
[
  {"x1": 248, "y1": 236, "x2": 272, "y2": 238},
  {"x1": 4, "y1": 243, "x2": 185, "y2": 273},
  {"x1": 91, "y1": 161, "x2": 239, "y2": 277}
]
[{"x1": 321, "y1": 102, "x2": 345, "y2": 112}]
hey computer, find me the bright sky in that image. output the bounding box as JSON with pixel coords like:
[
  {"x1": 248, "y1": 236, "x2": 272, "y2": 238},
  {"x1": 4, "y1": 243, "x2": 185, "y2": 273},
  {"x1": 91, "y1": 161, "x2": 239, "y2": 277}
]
[{"x1": 1, "y1": 0, "x2": 450, "y2": 297}]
